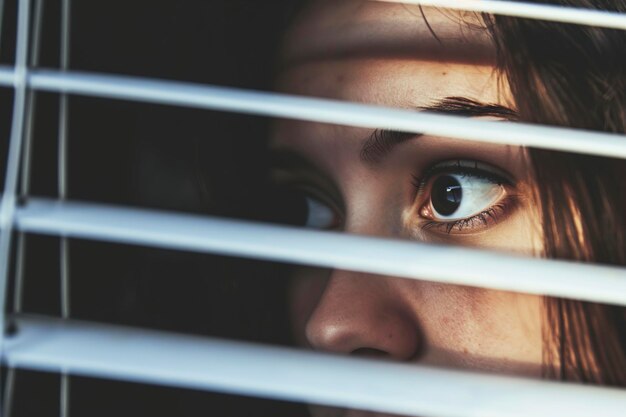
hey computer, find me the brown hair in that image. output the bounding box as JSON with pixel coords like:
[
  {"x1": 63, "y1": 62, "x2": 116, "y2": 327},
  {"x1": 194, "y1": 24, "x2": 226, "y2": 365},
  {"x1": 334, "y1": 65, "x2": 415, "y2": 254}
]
[{"x1": 484, "y1": 0, "x2": 626, "y2": 385}]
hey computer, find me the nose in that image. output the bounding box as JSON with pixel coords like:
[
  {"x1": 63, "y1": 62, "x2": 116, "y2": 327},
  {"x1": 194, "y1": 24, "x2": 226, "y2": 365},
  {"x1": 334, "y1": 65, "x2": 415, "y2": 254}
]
[{"x1": 304, "y1": 270, "x2": 421, "y2": 360}]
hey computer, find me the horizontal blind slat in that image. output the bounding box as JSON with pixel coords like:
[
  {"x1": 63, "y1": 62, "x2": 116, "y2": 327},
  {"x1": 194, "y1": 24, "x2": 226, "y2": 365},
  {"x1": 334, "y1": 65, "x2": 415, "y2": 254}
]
[
  {"x1": 5, "y1": 316, "x2": 626, "y2": 417},
  {"x1": 14, "y1": 198, "x2": 626, "y2": 306},
  {"x1": 374, "y1": 0, "x2": 626, "y2": 30},
  {"x1": 0, "y1": 67, "x2": 623, "y2": 159}
]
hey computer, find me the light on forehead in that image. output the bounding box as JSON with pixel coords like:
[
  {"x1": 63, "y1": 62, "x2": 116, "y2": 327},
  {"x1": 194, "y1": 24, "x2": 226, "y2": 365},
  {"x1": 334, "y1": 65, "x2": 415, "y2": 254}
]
[{"x1": 280, "y1": 1, "x2": 495, "y2": 68}]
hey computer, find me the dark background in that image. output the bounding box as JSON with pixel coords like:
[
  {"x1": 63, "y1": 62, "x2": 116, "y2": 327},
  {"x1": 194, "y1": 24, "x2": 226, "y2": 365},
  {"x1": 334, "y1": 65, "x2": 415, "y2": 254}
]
[{"x1": 0, "y1": 0, "x2": 308, "y2": 415}]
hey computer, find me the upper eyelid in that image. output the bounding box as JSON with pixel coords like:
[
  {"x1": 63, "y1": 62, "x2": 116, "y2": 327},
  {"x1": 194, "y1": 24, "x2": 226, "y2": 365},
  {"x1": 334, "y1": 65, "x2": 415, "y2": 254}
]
[
  {"x1": 276, "y1": 180, "x2": 345, "y2": 222},
  {"x1": 416, "y1": 159, "x2": 516, "y2": 187},
  {"x1": 411, "y1": 161, "x2": 510, "y2": 202},
  {"x1": 270, "y1": 165, "x2": 345, "y2": 213}
]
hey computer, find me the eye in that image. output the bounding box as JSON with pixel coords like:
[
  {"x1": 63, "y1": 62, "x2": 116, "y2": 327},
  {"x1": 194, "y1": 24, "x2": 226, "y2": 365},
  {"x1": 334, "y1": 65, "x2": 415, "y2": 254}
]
[
  {"x1": 303, "y1": 195, "x2": 340, "y2": 229},
  {"x1": 276, "y1": 187, "x2": 341, "y2": 230},
  {"x1": 416, "y1": 160, "x2": 516, "y2": 233},
  {"x1": 429, "y1": 173, "x2": 505, "y2": 220}
]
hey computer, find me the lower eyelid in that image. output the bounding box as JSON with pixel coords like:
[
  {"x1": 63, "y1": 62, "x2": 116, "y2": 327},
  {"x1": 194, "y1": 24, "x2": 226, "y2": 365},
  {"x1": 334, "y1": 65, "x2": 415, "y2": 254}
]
[{"x1": 418, "y1": 194, "x2": 520, "y2": 235}]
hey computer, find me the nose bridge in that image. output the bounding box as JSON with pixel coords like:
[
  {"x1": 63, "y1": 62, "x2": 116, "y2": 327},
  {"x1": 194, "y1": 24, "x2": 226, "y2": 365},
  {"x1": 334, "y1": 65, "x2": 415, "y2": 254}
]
[
  {"x1": 304, "y1": 270, "x2": 421, "y2": 360},
  {"x1": 343, "y1": 197, "x2": 392, "y2": 238},
  {"x1": 302, "y1": 178, "x2": 420, "y2": 359}
]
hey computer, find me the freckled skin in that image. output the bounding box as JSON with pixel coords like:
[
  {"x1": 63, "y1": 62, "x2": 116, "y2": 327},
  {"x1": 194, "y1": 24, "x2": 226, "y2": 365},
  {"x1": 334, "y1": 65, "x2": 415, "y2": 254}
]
[{"x1": 273, "y1": 2, "x2": 544, "y2": 416}]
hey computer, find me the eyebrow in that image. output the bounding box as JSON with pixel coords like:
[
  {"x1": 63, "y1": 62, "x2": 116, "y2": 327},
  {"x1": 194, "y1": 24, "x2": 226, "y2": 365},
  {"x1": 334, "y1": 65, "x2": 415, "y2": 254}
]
[{"x1": 359, "y1": 96, "x2": 518, "y2": 164}]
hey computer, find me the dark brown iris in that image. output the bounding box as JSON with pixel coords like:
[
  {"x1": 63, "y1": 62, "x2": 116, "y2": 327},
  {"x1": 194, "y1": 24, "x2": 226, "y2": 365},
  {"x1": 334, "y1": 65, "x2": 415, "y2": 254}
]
[{"x1": 432, "y1": 175, "x2": 462, "y2": 216}]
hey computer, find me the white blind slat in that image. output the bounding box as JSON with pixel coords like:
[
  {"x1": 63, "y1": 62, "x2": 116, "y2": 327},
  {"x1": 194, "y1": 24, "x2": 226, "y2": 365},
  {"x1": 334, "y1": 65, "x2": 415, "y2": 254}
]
[
  {"x1": 0, "y1": 67, "x2": 623, "y2": 159},
  {"x1": 6, "y1": 316, "x2": 626, "y2": 417},
  {"x1": 374, "y1": 0, "x2": 626, "y2": 30},
  {"x1": 14, "y1": 198, "x2": 626, "y2": 306}
]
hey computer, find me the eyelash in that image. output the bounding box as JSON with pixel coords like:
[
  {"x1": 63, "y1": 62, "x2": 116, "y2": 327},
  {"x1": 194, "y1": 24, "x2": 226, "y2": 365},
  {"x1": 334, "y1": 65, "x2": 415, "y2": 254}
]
[
  {"x1": 420, "y1": 201, "x2": 511, "y2": 233},
  {"x1": 412, "y1": 163, "x2": 517, "y2": 234}
]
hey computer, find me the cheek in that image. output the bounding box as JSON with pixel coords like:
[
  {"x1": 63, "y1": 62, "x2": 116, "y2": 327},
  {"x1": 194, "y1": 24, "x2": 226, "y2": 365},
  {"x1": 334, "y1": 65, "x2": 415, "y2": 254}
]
[
  {"x1": 414, "y1": 284, "x2": 544, "y2": 375},
  {"x1": 420, "y1": 198, "x2": 543, "y2": 256}
]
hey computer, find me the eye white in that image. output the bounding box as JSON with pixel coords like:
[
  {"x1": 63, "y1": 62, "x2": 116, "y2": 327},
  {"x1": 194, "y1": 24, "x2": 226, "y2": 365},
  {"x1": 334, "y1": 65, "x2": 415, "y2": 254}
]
[
  {"x1": 431, "y1": 174, "x2": 505, "y2": 220},
  {"x1": 304, "y1": 196, "x2": 337, "y2": 229}
]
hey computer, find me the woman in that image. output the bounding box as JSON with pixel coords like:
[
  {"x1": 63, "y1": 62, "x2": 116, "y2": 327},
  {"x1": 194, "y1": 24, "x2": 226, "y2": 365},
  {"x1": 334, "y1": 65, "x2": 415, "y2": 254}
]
[{"x1": 269, "y1": 0, "x2": 625, "y2": 414}]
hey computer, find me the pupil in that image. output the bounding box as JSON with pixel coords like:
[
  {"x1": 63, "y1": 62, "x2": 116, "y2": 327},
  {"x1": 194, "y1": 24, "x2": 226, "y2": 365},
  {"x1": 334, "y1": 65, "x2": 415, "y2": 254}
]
[{"x1": 432, "y1": 175, "x2": 462, "y2": 216}]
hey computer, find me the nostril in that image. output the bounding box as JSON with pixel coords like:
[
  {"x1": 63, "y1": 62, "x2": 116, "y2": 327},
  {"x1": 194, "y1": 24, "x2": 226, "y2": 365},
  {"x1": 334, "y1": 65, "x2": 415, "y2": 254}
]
[{"x1": 351, "y1": 347, "x2": 388, "y2": 358}]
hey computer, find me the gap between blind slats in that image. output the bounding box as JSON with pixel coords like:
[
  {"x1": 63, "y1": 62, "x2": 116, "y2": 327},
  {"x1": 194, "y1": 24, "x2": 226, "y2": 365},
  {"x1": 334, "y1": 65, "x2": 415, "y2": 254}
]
[
  {"x1": 0, "y1": 67, "x2": 624, "y2": 159},
  {"x1": 372, "y1": 0, "x2": 626, "y2": 30},
  {"x1": 14, "y1": 198, "x2": 626, "y2": 306},
  {"x1": 4, "y1": 316, "x2": 626, "y2": 417}
]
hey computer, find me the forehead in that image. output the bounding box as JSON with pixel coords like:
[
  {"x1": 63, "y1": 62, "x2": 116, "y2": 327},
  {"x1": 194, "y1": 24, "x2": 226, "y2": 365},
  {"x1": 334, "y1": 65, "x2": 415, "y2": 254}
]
[
  {"x1": 272, "y1": 0, "x2": 509, "y2": 176},
  {"x1": 275, "y1": 0, "x2": 503, "y2": 109},
  {"x1": 276, "y1": 58, "x2": 499, "y2": 106},
  {"x1": 280, "y1": 0, "x2": 496, "y2": 69}
]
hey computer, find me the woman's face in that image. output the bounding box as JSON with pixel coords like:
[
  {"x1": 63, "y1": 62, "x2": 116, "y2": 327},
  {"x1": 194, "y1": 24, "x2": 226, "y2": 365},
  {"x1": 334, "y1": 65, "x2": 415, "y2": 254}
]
[{"x1": 271, "y1": 1, "x2": 545, "y2": 413}]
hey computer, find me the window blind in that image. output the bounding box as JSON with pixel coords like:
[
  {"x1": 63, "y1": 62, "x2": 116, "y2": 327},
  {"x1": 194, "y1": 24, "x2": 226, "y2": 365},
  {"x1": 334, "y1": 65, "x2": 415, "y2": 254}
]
[{"x1": 1, "y1": 1, "x2": 625, "y2": 416}]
